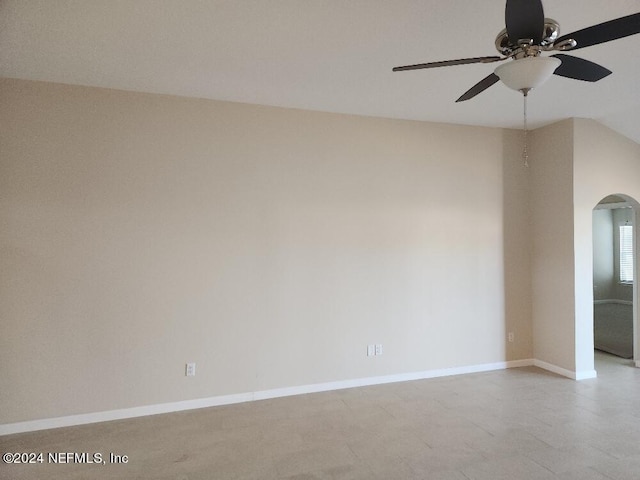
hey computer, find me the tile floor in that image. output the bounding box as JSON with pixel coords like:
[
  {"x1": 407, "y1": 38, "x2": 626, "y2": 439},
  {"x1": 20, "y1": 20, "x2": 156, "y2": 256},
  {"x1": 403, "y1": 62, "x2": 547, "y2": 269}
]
[{"x1": 1, "y1": 352, "x2": 640, "y2": 479}]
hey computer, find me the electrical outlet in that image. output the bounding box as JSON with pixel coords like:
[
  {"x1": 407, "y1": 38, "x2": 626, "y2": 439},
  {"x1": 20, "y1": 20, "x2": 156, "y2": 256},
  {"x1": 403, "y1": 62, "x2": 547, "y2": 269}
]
[
  {"x1": 367, "y1": 345, "x2": 375, "y2": 357},
  {"x1": 185, "y1": 362, "x2": 196, "y2": 376},
  {"x1": 375, "y1": 344, "x2": 383, "y2": 355},
  {"x1": 508, "y1": 332, "x2": 514, "y2": 343}
]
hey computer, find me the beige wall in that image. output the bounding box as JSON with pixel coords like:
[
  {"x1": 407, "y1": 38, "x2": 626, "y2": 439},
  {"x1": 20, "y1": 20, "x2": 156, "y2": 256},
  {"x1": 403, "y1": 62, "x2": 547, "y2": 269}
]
[
  {"x1": 528, "y1": 118, "x2": 640, "y2": 376},
  {"x1": 502, "y1": 129, "x2": 533, "y2": 361},
  {"x1": 0, "y1": 78, "x2": 531, "y2": 425},
  {"x1": 573, "y1": 118, "x2": 640, "y2": 372},
  {"x1": 528, "y1": 119, "x2": 577, "y2": 372}
]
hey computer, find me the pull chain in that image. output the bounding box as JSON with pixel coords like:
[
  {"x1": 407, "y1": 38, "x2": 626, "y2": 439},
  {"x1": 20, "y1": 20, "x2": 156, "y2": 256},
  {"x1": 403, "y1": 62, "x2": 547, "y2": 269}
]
[{"x1": 522, "y1": 89, "x2": 529, "y2": 168}]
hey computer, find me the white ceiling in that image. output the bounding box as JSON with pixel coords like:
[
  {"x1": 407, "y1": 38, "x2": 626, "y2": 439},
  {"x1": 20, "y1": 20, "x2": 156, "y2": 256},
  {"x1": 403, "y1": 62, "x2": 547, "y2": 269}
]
[{"x1": 1, "y1": 0, "x2": 639, "y2": 143}]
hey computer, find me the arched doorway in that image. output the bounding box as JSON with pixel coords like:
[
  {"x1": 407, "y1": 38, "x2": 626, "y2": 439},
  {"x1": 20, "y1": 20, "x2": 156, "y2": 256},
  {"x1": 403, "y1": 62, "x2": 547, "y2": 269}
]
[{"x1": 592, "y1": 194, "x2": 639, "y2": 368}]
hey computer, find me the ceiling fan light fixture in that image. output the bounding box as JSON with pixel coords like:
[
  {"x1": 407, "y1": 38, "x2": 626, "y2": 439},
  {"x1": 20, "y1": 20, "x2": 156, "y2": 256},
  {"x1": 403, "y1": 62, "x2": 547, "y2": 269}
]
[{"x1": 494, "y1": 56, "x2": 562, "y2": 92}]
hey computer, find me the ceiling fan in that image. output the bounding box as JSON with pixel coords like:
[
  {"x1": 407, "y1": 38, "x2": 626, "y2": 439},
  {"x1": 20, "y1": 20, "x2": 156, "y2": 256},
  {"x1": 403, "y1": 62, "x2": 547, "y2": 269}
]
[{"x1": 393, "y1": 0, "x2": 640, "y2": 102}]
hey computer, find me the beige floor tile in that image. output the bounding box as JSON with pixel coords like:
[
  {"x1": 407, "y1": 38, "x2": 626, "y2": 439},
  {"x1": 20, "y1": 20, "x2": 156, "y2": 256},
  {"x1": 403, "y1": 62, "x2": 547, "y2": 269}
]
[
  {"x1": 404, "y1": 445, "x2": 486, "y2": 473},
  {"x1": 523, "y1": 444, "x2": 616, "y2": 474},
  {"x1": 589, "y1": 454, "x2": 640, "y2": 480},
  {"x1": 550, "y1": 466, "x2": 614, "y2": 480},
  {"x1": 461, "y1": 455, "x2": 555, "y2": 480},
  {"x1": 464, "y1": 427, "x2": 551, "y2": 459}
]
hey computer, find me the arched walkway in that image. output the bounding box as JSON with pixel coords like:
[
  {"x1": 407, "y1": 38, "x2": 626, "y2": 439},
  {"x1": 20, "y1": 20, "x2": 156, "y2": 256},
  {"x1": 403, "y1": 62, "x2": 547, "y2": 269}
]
[{"x1": 592, "y1": 194, "x2": 639, "y2": 368}]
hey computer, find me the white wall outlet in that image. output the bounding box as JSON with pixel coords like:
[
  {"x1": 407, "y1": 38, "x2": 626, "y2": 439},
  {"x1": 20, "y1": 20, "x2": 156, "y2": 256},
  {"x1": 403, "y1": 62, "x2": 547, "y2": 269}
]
[
  {"x1": 367, "y1": 344, "x2": 375, "y2": 357},
  {"x1": 375, "y1": 344, "x2": 383, "y2": 355},
  {"x1": 185, "y1": 362, "x2": 196, "y2": 376},
  {"x1": 508, "y1": 332, "x2": 514, "y2": 343}
]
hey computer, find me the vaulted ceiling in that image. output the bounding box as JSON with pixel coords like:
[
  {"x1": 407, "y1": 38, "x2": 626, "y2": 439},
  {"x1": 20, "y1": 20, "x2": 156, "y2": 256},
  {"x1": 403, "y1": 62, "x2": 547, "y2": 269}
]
[{"x1": 1, "y1": 0, "x2": 639, "y2": 144}]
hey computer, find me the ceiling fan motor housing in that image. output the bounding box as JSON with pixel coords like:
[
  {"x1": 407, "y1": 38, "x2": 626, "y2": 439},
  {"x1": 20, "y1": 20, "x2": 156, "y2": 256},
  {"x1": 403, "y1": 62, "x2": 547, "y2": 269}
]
[{"x1": 495, "y1": 18, "x2": 560, "y2": 55}]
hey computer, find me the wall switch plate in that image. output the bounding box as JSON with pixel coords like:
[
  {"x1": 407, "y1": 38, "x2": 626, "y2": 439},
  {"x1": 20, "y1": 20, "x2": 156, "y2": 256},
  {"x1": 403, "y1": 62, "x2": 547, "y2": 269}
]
[
  {"x1": 375, "y1": 344, "x2": 383, "y2": 355},
  {"x1": 367, "y1": 345, "x2": 375, "y2": 357},
  {"x1": 186, "y1": 362, "x2": 196, "y2": 376}
]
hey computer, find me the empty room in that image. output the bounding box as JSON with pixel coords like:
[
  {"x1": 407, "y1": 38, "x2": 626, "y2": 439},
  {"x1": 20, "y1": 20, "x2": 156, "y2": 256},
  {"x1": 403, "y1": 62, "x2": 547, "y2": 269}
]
[{"x1": 1, "y1": 1, "x2": 640, "y2": 479}]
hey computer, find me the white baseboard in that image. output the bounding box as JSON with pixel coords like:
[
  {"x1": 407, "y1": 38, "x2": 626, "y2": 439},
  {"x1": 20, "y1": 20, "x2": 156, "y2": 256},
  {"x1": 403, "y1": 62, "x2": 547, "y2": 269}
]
[
  {"x1": 0, "y1": 393, "x2": 254, "y2": 437},
  {"x1": 575, "y1": 370, "x2": 598, "y2": 380},
  {"x1": 533, "y1": 359, "x2": 597, "y2": 380},
  {"x1": 0, "y1": 359, "x2": 533, "y2": 436},
  {"x1": 594, "y1": 299, "x2": 633, "y2": 306}
]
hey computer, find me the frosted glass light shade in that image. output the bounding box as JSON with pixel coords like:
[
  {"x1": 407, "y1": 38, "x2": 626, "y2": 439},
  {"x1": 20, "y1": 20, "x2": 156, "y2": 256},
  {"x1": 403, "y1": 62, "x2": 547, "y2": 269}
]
[{"x1": 495, "y1": 56, "x2": 562, "y2": 91}]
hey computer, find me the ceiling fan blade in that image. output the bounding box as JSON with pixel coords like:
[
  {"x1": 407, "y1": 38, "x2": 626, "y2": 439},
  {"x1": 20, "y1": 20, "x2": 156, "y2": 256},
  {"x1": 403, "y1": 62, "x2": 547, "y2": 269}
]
[
  {"x1": 392, "y1": 56, "x2": 501, "y2": 72},
  {"x1": 555, "y1": 12, "x2": 640, "y2": 50},
  {"x1": 456, "y1": 73, "x2": 501, "y2": 102},
  {"x1": 551, "y1": 54, "x2": 612, "y2": 82},
  {"x1": 505, "y1": 0, "x2": 545, "y2": 44}
]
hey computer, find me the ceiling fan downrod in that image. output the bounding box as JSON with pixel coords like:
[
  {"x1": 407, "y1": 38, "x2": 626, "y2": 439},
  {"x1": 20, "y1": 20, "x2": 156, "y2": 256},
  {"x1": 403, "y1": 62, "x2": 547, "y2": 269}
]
[{"x1": 522, "y1": 90, "x2": 529, "y2": 168}]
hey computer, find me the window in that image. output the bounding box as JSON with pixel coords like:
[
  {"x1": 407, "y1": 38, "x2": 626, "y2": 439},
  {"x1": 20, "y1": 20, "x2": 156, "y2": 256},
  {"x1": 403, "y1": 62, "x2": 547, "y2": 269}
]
[{"x1": 620, "y1": 225, "x2": 634, "y2": 283}]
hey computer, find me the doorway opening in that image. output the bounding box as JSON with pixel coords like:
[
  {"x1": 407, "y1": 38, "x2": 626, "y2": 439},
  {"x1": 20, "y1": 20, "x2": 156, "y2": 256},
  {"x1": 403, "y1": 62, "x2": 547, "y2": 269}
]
[{"x1": 592, "y1": 194, "x2": 638, "y2": 367}]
